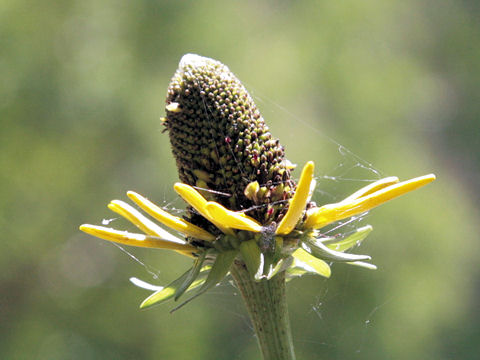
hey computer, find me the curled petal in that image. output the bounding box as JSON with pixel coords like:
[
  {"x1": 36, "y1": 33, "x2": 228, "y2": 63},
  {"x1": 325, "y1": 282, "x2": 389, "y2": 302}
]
[
  {"x1": 127, "y1": 191, "x2": 216, "y2": 241},
  {"x1": 205, "y1": 202, "x2": 262, "y2": 232},
  {"x1": 305, "y1": 174, "x2": 436, "y2": 229},
  {"x1": 276, "y1": 161, "x2": 315, "y2": 235},
  {"x1": 174, "y1": 183, "x2": 233, "y2": 235}
]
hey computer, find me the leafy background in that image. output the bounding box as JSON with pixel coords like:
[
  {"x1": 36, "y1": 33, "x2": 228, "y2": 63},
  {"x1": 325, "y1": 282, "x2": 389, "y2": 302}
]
[{"x1": 1, "y1": 0, "x2": 479, "y2": 359}]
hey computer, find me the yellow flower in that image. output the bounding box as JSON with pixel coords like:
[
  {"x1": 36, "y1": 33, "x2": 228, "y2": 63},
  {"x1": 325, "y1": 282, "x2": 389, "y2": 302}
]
[{"x1": 80, "y1": 161, "x2": 435, "y2": 308}]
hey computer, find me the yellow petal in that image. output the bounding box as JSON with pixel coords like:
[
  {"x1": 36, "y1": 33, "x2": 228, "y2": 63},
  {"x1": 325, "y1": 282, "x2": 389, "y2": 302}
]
[
  {"x1": 79, "y1": 224, "x2": 196, "y2": 253},
  {"x1": 205, "y1": 202, "x2": 262, "y2": 232},
  {"x1": 305, "y1": 174, "x2": 436, "y2": 229},
  {"x1": 174, "y1": 183, "x2": 233, "y2": 235},
  {"x1": 127, "y1": 191, "x2": 216, "y2": 242},
  {"x1": 276, "y1": 161, "x2": 315, "y2": 235},
  {"x1": 108, "y1": 200, "x2": 184, "y2": 244},
  {"x1": 340, "y1": 176, "x2": 399, "y2": 203}
]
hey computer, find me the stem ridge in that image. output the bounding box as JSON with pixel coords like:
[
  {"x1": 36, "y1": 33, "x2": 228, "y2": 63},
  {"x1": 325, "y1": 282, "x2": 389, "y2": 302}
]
[{"x1": 230, "y1": 261, "x2": 296, "y2": 360}]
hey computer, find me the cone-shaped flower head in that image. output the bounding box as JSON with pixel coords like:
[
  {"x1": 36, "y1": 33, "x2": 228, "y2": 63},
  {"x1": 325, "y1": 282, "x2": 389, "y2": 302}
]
[
  {"x1": 164, "y1": 54, "x2": 295, "y2": 224},
  {"x1": 80, "y1": 54, "x2": 435, "y2": 309}
]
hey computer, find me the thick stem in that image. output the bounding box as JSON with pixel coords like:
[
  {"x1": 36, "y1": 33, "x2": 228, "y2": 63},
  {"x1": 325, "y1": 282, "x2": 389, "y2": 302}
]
[{"x1": 230, "y1": 261, "x2": 296, "y2": 360}]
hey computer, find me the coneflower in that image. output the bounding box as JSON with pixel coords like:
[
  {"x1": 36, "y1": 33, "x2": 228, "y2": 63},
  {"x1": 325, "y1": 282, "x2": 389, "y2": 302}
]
[{"x1": 80, "y1": 54, "x2": 435, "y2": 360}]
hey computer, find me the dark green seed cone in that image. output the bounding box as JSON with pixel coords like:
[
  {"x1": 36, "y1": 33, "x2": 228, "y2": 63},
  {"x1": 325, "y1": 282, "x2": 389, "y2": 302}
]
[{"x1": 164, "y1": 54, "x2": 295, "y2": 224}]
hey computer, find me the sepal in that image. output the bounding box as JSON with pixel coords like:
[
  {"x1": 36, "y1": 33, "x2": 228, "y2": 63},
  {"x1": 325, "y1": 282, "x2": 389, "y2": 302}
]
[
  {"x1": 174, "y1": 251, "x2": 209, "y2": 300},
  {"x1": 139, "y1": 265, "x2": 211, "y2": 309},
  {"x1": 302, "y1": 237, "x2": 370, "y2": 262},
  {"x1": 171, "y1": 250, "x2": 238, "y2": 311},
  {"x1": 239, "y1": 240, "x2": 264, "y2": 279}
]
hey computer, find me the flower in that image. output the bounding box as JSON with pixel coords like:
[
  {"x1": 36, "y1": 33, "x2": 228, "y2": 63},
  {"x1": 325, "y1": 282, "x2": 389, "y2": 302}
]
[
  {"x1": 80, "y1": 163, "x2": 435, "y2": 308},
  {"x1": 79, "y1": 54, "x2": 435, "y2": 309}
]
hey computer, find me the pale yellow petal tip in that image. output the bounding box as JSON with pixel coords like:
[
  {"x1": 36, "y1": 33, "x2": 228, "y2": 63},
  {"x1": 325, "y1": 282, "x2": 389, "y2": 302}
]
[
  {"x1": 387, "y1": 173, "x2": 436, "y2": 197},
  {"x1": 324, "y1": 266, "x2": 332, "y2": 278},
  {"x1": 386, "y1": 176, "x2": 400, "y2": 183},
  {"x1": 79, "y1": 224, "x2": 111, "y2": 236},
  {"x1": 126, "y1": 191, "x2": 145, "y2": 206},
  {"x1": 126, "y1": 190, "x2": 139, "y2": 198},
  {"x1": 174, "y1": 183, "x2": 207, "y2": 206},
  {"x1": 107, "y1": 203, "x2": 117, "y2": 211},
  {"x1": 79, "y1": 224, "x2": 91, "y2": 233},
  {"x1": 173, "y1": 183, "x2": 208, "y2": 212},
  {"x1": 359, "y1": 224, "x2": 373, "y2": 233},
  {"x1": 302, "y1": 161, "x2": 315, "y2": 180},
  {"x1": 107, "y1": 200, "x2": 128, "y2": 213},
  {"x1": 79, "y1": 224, "x2": 123, "y2": 241},
  {"x1": 420, "y1": 173, "x2": 436, "y2": 182},
  {"x1": 173, "y1": 182, "x2": 189, "y2": 192}
]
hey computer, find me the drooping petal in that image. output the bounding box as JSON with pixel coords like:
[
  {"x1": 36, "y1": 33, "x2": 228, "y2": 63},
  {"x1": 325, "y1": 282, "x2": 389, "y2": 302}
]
[
  {"x1": 140, "y1": 265, "x2": 211, "y2": 309},
  {"x1": 323, "y1": 225, "x2": 373, "y2": 252},
  {"x1": 276, "y1": 161, "x2": 315, "y2": 235},
  {"x1": 174, "y1": 183, "x2": 234, "y2": 235},
  {"x1": 108, "y1": 200, "x2": 184, "y2": 244},
  {"x1": 171, "y1": 250, "x2": 238, "y2": 312},
  {"x1": 291, "y1": 248, "x2": 331, "y2": 278},
  {"x1": 305, "y1": 174, "x2": 436, "y2": 229},
  {"x1": 205, "y1": 201, "x2": 262, "y2": 232},
  {"x1": 301, "y1": 239, "x2": 371, "y2": 262},
  {"x1": 79, "y1": 224, "x2": 196, "y2": 253},
  {"x1": 346, "y1": 261, "x2": 378, "y2": 270},
  {"x1": 129, "y1": 277, "x2": 164, "y2": 291},
  {"x1": 127, "y1": 191, "x2": 216, "y2": 241},
  {"x1": 174, "y1": 250, "x2": 208, "y2": 300}
]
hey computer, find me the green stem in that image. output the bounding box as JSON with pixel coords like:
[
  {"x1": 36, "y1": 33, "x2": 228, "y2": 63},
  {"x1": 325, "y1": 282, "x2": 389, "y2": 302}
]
[{"x1": 230, "y1": 261, "x2": 296, "y2": 360}]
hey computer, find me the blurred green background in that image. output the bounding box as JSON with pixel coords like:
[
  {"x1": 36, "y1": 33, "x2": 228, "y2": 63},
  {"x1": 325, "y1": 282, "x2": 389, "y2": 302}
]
[{"x1": 1, "y1": 0, "x2": 479, "y2": 359}]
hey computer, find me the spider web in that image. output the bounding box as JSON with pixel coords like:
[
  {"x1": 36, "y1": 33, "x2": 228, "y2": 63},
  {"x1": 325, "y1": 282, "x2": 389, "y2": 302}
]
[
  {"x1": 247, "y1": 88, "x2": 387, "y2": 356},
  {"x1": 106, "y1": 82, "x2": 387, "y2": 357}
]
